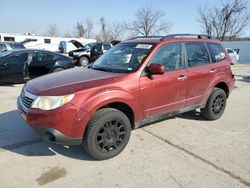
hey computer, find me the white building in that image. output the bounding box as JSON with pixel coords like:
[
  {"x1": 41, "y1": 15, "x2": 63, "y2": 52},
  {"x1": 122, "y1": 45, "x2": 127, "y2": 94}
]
[
  {"x1": 223, "y1": 41, "x2": 250, "y2": 63},
  {"x1": 0, "y1": 33, "x2": 96, "y2": 52}
]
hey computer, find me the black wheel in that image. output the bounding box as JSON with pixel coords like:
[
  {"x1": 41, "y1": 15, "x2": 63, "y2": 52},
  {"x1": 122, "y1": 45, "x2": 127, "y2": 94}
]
[
  {"x1": 201, "y1": 88, "x2": 227, "y2": 120},
  {"x1": 52, "y1": 67, "x2": 64, "y2": 73},
  {"x1": 79, "y1": 56, "x2": 89, "y2": 67},
  {"x1": 83, "y1": 108, "x2": 131, "y2": 160}
]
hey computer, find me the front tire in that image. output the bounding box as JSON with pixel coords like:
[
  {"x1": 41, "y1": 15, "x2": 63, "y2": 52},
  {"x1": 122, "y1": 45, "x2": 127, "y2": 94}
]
[
  {"x1": 201, "y1": 88, "x2": 227, "y2": 120},
  {"x1": 83, "y1": 108, "x2": 131, "y2": 160},
  {"x1": 79, "y1": 56, "x2": 89, "y2": 67}
]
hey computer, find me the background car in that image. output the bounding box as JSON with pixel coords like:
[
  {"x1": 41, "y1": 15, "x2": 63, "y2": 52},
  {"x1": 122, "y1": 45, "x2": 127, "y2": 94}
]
[
  {"x1": 0, "y1": 49, "x2": 74, "y2": 83},
  {"x1": 226, "y1": 48, "x2": 239, "y2": 64},
  {"x1": 0, "y1": 42, "x2": 25, "y2": 53},
  {"x1": 58, "y1": 40, "x2": 85, "y2": 54},
  {"x1": 68, "y1": 43, "x2": 96, "y2": 67},
  {"x1": 90, "y1": 43, "x2": 112, "y2": 63}
]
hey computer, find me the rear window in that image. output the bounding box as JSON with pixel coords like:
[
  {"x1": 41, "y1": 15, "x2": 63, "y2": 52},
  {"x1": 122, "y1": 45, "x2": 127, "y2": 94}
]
[
  {"x1": 9, "y1": 43, "x2": 25, "y2": 49},
  {"x1": 103, "y1": 44, "x2": 112, "y2": 51},
  {"x1": 0, "y1": 44, "x2": 7, "y2": 52},
  {"x1": 207, "y1": 43, "x2": 226, "y2": 63}
]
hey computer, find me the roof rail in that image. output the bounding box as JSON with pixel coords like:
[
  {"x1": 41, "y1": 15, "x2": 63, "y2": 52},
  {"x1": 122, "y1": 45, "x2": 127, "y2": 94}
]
[
  {"x1": 127, "y1": 36, "x2": 163, "y2": 40},
  {"x1": 160, "y1": 34, "x2": 214, "y2": 41}
]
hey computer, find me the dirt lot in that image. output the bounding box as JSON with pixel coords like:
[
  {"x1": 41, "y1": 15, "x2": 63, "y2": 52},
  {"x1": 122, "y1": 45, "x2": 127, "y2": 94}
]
[{"x1": 0, "y1": 65, "x2": 250, "y2": 188}]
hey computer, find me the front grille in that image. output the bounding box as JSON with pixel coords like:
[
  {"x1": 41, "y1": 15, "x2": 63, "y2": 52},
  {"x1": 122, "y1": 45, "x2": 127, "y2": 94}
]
[
  {"x1": 19, "y1": 88, "x2": 37, "y2": 110},
  {"x1": 21, "y1": 96, "x2": 34, "y2": 109}
]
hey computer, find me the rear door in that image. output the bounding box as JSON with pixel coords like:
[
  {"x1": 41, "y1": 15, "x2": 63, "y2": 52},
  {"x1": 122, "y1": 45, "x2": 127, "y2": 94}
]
[
  {"x1": 185, "y1": 42, "x2": 215, "y2": 107},
  {"x1": 0, "y1": 52, "x2": 28, "y2": 82},
  {"x1": 139, "y1": 42, "x2": 187, "y2": 118},
  {"x1": 29, "y1": 51, "x2": 54, "y2": 77}
]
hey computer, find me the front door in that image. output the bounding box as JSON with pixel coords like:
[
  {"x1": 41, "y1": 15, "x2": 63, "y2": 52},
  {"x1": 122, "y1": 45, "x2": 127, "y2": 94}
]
[
  {"x1": 0, "y1": 52, "x2": 28, "y2": 83},
  {"x1": 139, "y1": 42, "x2": 187, "y2": 119}
]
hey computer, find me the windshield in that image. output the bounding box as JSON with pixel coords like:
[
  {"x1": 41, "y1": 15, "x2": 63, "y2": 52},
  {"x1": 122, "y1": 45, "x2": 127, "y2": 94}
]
[
  {"x1": 84, "y1": 43, "x2": 95, "y2": 50},
  {"x1": 92, "y1": 43, "x2": 153, "y2": 73}
]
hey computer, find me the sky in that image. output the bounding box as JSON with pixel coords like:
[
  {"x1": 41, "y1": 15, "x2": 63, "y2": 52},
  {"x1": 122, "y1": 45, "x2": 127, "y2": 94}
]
[{"x1": 0, "y1": 0, "x2": 250, "y2": 38}]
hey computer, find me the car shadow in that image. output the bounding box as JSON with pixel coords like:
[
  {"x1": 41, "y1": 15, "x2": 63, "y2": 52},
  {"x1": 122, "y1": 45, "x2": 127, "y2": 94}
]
[
  {"x1": 0, "y1": 110, "x2": 94, "y2": 161},
  {"x1": 176, "y1": 110, "x2": 207, "y2": 121},
  {"x1": 235, "y1": 75, "x2": 250, "y2": 83}
]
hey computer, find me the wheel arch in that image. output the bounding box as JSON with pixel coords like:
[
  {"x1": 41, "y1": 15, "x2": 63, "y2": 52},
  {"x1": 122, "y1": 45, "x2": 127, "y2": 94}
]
[{"x1": 214, "y1": 82, "x2": 229, "y2": 97}]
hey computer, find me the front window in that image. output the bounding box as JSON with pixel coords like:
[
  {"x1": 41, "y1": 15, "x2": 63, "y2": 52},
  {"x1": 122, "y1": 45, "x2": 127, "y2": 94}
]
[{"x1": 92, "y1": 43, "x2": 153, "y2": 73}]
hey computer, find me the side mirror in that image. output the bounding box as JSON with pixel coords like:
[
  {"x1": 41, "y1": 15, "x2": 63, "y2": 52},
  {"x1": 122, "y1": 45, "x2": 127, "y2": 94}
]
[{"x1": 148, "y1": 64, "x2": 165, "y2": 75}]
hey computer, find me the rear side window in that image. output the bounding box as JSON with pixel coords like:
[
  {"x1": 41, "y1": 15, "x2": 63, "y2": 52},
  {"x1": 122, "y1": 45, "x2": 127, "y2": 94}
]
[
  {"x1": 33, "y1": 52, "x2": 53, "y2": 62},
  {"x1": 186, "y1": 43, "x2": 210, "y2": 67},
  {"x1": 207, "y1": 43, "x2": 226, "y2": 63}
]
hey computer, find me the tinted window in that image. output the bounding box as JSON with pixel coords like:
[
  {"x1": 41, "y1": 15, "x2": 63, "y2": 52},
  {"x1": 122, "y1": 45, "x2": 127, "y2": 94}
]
[
  {"x1": 44, "y1": 39, "x2": 51, "y2": 44},
  {"x1": 92, "y1": 44, "x2": 102, "y2": 52},
  {"x1": 4, "y1": 52, "x2": 28, "y2": 64},
  {"x1": 9, "y1": 43, "x2": 25, "y2": 49},
  {"x1": 0, "y1": 44, "x2": 7, "y2": 52},
  {"x1": 227, "y1": 49, "x2": 234, "y2": 53},
  {"x1": 103, "y1": 44, "x2": 112, "y2": 51},
  {"x1": 186, "y1": 43, "x2": 210, "y2": 67},
  {"x1": 33, "y1": 52, "x2": 53, "y2": 62},
  {"x1": 4, "y1": 37, "x2": 15, "y2": 42},
  {"x1": 207, "y1": 43, "x2": 226, "y2": 62},
  {"x1": 149, "y1": 43, "x2": 183, "y2": 71}
]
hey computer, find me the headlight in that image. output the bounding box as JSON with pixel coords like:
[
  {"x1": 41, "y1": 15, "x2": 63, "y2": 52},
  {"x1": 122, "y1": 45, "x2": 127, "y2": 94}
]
[{"x1": 31, "y1": 94, "x2": 74, "y2": 110}]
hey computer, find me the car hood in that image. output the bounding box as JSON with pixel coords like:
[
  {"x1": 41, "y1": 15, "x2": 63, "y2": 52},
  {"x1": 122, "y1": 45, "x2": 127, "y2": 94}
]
[{"x1": 25, "y1": 68, "x2": 126, "y2": 96}]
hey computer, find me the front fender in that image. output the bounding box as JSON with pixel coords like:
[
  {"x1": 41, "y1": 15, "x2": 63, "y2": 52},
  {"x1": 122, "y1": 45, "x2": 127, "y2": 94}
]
[{"x1": 73, "y1": 88, "x2": 141, "y2": 123}]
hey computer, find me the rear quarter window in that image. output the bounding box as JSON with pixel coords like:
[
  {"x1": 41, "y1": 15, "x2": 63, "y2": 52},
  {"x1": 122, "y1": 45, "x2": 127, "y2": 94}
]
[{"x1": 207, "y1": 43, "x2": 226, "y2": 63}]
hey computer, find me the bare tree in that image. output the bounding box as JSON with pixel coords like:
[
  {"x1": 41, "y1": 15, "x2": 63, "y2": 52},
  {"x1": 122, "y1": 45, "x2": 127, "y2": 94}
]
[
  {"x1": 75, "y1": 22, "x2": 85, "y2": 38},
  {"x1": 108, "y1": 22, "x2": 125, "y2": 41},
  {"x1": 46, "y1": 24, "x2": 59, "y2": 37},
  {"x1": 84, "y1": 18, "x2": 94, "y2": 38},
  {"x1": 198, "y1": 0, "x2": 250, "y2": 40},
  {"x1": 127, "y1": 4, "x2": 170, "y2": 37},
  {"x1": 99, "y1": 17, "x2": 110, "y2": 42}
]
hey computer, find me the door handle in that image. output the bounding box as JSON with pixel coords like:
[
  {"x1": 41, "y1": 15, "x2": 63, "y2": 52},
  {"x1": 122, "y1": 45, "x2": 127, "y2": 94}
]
[
  {"x1": 209, "y1": 69, "x2": 216, "y2": 74},
  {"x1": 177, "y1": 75, "x2": 187, "y2": 81}
]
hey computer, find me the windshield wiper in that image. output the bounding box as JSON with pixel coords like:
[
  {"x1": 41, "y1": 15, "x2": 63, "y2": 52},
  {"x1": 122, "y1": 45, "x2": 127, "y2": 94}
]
[{"x1": 91, "y1": 67, "x2": 114, "y2": 72}]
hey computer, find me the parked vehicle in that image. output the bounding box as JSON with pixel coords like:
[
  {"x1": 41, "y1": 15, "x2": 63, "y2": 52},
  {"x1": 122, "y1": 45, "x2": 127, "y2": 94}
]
[
  {"x1": 226, "y1": 48, "x2": 239, "y2": 64},
  {"x1": 90, "y1": 43, "x2": 112, "y2": 62},
  {"x1": 17, "y1": 34, "x2": 235, "y2": 160},
  {"x1": 0, "y1": 42, "x2": 25, "y2": 53},
  {"x1": 0, "y1": 49, "x2": 74, "y2": 83},
  {"x1": 58, "y1": 40, "x2": 88, "y2": 54},
  {"x1": 68, "y1": 43, "x2": 96, "y2": 67}
]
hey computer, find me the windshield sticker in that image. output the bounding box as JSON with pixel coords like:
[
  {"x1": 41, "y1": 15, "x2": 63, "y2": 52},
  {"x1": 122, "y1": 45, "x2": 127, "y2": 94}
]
[
  {"x1": 135, "y1": 44, "x2": 152, "y2": 49},
  {"x1": 127, "y1": 68, "x2": 133, "y2": 71}
]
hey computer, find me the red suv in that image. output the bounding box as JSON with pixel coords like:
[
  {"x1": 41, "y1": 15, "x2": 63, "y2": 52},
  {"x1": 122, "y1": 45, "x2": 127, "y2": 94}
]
[{"x1": 17, "y1": 34, "x2": 235, "y2": 160}]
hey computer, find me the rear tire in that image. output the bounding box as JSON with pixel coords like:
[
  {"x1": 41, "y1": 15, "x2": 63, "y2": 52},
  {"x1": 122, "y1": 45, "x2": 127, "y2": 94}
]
[
  {"x1": 83, "y1": 108, "x2": 131, "y2": 160},
  {"x1": 201, "y1": 88, "x2": 227, "y2": 120},
  {"x1": 52, "y1": 67, "x2": 64, "y2": 73}
]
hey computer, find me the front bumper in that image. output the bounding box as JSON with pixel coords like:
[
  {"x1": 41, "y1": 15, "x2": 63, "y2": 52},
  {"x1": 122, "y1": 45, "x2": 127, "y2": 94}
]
[
  {"x1": 31, "y1": 126, "x2": 82, "y2": 145},
  {"x1": 17, "y1": 94, "x2": 91, "y2": 145}
]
